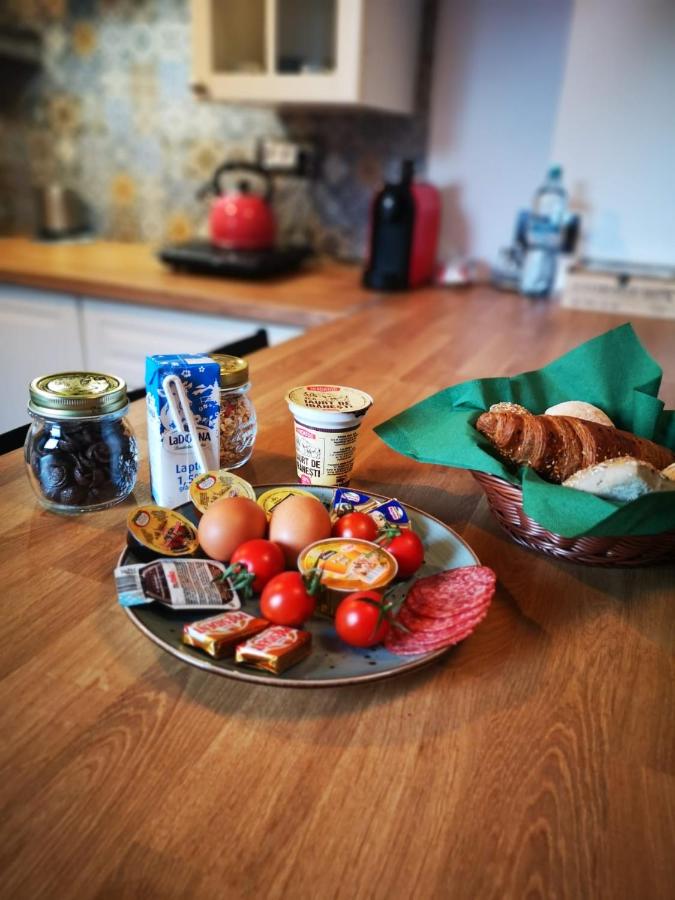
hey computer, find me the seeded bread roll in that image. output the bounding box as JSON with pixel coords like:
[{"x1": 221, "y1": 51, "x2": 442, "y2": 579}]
[
  {"x1": 475, "y1": 411, "x2": 675, "y2": 483},
  {"x1": 563, "y1": 458, "x2": 675, "y2": 502}
]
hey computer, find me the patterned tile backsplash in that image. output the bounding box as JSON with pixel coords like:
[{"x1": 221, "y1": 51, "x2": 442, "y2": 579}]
[{"x1": 0, "y1": 0, "x2": 434, "y2": 260}]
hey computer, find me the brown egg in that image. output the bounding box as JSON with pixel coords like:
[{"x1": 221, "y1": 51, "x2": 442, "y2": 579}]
[
  {"x1": 268, "y1": 495, "x2": 332, "y2": 567},
  {"x1": 197, "y1": 496, "x2": 266, "y2": 562}
]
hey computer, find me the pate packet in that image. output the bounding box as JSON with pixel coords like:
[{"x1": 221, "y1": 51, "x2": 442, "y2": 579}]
[{"x1": 115, "y1": 558, "x2": 241, "y2": 610}]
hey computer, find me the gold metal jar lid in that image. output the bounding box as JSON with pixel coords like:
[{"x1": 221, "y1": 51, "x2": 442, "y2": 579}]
[
  {"x1": 210, "y1": 354, "x2": 249, "y2": 388},
  {"x1": 28, "y1": 371, "x2": 128, "y2": 418}
]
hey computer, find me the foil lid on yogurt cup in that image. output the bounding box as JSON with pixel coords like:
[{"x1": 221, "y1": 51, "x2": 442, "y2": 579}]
[{"x1": 286, "y1": 385, "x2": 373, "y2": 419}]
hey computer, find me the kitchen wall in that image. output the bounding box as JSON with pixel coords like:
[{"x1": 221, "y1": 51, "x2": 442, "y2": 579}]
[
  {"x1": 427, "y1": 0, "x2": 573, "y2": 266},
  {"x1": 0, "y1": 0, "x2": 435, "y2": 260},
  {"x1": 428, "y1": 0, "x2": 675, "y2": 269},
  {"x1": 551, "y1": 0, "x2": 675, "y2": 266}
]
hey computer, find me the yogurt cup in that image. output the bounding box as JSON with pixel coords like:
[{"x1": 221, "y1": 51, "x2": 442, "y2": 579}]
[{"x1": 286, "y1": 385, "x2": 373, "y2": 487}]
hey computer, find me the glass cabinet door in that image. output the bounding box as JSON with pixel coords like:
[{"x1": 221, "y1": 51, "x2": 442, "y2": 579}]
[
  {"x1": 275, "y1": 0, "x2": 337, "y2": 75},
  {"x1": 210, "y1": 0, "x2": 267, "y2": 74}
]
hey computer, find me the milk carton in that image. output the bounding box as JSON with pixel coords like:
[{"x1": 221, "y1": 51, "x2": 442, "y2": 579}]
[{"x1": 146, "y1": 354, "x2": 220, "y2": 508}]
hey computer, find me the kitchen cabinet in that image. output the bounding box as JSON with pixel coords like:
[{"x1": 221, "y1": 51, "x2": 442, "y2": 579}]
[
  {"x1": 80, "y1": 297, "x2": 301, "y2": 391},
  {"x1": 190, "y1": 0, "x2": 420, "y2": 112},
  {"x1": 0, "y1": 285, "x2": 84, "y2": 432},
  {"x1": 0, "y1": 285, "x2": 302, "y2": 433}
]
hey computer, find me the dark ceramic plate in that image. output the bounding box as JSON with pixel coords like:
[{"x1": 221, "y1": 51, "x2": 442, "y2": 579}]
[{"x1": 121, "y1": 485, "x2": 480, "y2": 688}]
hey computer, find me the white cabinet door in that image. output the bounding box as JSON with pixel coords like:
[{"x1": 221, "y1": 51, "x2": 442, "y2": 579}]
[
  {"x1": 81, "y1": 297, "x2": 301, "y2": 391},
  {"x1": 0, "y1": 285, "x2": 84, "y2": 432}
]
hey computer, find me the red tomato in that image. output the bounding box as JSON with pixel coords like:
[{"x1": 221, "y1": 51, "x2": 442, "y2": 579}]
[
  {"x1": 332, "y1": 511, "x2": 378, "y2": 542},
  {"x1": 230, "y1": 539, "x2": 285, "y2": 593},
  {"x1": 334, "y1": 590, "x2": 390, "y2": 648},
  {"x1": 385, "y1": 530, "x2": 424, "y2": 578},
  {"x1": 260, "y1": 572, "x2": 316, "y2": 626}
]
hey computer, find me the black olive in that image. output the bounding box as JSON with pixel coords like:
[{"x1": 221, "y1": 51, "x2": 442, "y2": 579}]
[
  {"x1": 86, "y1": 441, "x2": 112, "y2": 464},
  {"x1": 38, "y1": 452, "x2": 73, "y2": 495},
  {"x1": 58, "y1": 484, "x2": 87, "y2": 506},
  {"x1": 73, "y1": 465, "x2": 93, "y2": 487}
]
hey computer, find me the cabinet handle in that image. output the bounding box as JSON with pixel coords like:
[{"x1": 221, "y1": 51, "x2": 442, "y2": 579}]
[{"x1": 190, "y1": 82, "x2": 209, "y2": 97}]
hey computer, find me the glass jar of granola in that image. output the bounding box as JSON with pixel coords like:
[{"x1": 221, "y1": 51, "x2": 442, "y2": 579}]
[{"x1": 210, "y1": 354, "x2": 257, "y2": 469}]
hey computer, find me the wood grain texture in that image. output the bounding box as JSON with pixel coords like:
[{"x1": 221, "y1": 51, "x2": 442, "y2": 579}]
[
  {"x1": 0, "y1": 238, "x2": 378, "y2": 327},
  {"x1": 1, "y1": 286, "x2": 674, "y2": 900}
]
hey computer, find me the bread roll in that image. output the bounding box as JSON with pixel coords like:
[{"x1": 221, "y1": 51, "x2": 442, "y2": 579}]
[
  {"x1": 563, "y1": 458, "x2": 675, "y2": 502},
  {"x1": 544, "y1": 400, "x2": 614, "y2": 427},
  {"x1": 475, "y1": 410, "x2": 675, "y2": 483},
  {"x1": 489, "y1": 402, "x2": 531, "y2": 416}
]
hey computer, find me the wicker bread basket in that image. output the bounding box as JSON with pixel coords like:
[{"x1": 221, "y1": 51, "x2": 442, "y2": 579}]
[{"x1": 472, "y1": 471, "x2": 675, "y2": 566}]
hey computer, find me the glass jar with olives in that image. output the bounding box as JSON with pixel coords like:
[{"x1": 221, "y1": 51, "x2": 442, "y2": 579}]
[{"x1": 24, "y1": 371, "x2": 138, "y2": 514}]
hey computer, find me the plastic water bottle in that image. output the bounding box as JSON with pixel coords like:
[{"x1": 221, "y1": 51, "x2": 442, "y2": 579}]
[
  {"x1": 533, "y1": 165, "x2": 567, "y2": 228},
  {"x1": 520, "y1": 166, "x2": 567, "y2": 298}
]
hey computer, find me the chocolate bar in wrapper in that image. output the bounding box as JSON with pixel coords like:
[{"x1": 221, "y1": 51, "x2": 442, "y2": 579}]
[
  {"x1": 235, "y1": 625, "x2": 312, "y2": 674},
  {"x1": 182, "y1": 611, "x2": 268, "y2": 658}
]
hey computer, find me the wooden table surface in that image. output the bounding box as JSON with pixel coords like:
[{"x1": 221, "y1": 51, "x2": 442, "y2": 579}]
[
  {"x1": 1, "y1": 287, "x2": 674, "y2": 900},
  {"x1": 0, "y1": 238, "x2": 376, "y2": 327}
]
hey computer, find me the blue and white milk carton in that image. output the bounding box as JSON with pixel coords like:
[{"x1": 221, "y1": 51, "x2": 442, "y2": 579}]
[{"x1": 145, "y1": 354, "x2": 220, "y2": 508}]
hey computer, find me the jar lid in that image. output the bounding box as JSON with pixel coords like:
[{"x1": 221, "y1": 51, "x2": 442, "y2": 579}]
[
  {"x1": 28, "y1": 371, "x2": 128, "y2": 418},
  {"x1": 210, "y1": 354, "x2": 249, "y2": 387}
]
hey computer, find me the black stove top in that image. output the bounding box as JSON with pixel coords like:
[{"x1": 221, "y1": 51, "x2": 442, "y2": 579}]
[{"x1": 158, "y1": 240, "x2": 313, "y2": 279}]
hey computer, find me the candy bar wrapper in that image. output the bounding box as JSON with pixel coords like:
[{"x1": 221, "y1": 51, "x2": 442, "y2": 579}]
[
  {"x1": 115, "y1": 559, "x2": 241, "y2": 610},
  {"x1": 235, "y1": 625, "x2": 312, "y2": 674},
  {"x1": 182, "y1": 611, "x2": 269, "y2": 658}
]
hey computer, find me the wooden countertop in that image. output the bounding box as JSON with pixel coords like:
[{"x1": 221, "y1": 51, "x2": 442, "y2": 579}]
[
  {"x1": 0, "y1": 237, "x2": 378, "y2": 327},
  {"x1": 2, "y1": 288, "x2": 674, "y2": 899}
]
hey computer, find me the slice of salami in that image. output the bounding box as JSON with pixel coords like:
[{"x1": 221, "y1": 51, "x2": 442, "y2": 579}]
[
  {"x1": 406, "y1": 566, "x2": 496, "y2": 619},
  {"x1": 385, "y1": 617, "x2": 482, "y2": 655},
  {"x1": 386, "y1": 565, "x2": 496, "y2": 656},
  {"x1": 397, "y1": 604, "x2": 480, "y2": 634},
  {"x1": 395, "y1": 607, "x2": 487, "y2": 643}
]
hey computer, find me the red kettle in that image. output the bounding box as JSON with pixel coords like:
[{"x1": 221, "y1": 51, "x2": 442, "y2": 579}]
[{"x1": 200, "y1": 162, "x2": 276, "y2": 251}]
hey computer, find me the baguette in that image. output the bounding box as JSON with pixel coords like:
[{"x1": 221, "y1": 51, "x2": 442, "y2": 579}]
[{"x1": 475, "y1": 411, "x2": 675, "y2": 483}]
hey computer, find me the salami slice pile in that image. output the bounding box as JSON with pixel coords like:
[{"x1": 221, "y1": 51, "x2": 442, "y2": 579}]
[{"x1": 384, "y1": 566, "x2": 496, "y2": 656}]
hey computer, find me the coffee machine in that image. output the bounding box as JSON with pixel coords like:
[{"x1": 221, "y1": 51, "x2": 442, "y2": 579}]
[{"x1": 363, "y1": 160, "x2": 440, "y2": 291}]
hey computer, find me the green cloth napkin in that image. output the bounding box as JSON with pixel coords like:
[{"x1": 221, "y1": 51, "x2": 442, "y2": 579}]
[{"x1": 375, "y1": 324, "x2": 675, "y2": 537}]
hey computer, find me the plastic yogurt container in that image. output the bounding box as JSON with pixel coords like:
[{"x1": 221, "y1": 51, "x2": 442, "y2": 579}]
[{"x1": 285, "y1": 385, "x2": 373, "y2": 486}]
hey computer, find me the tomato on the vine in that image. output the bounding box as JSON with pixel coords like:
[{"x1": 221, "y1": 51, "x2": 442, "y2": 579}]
[
  {"x1": 260, "y1": 571, "x2": 316, "y2": 626},
  {"x1": 384, "y1": 530, "x2": 424, "y2": 578},
  {"x1": 334, "y1": 590, "x2": 391, "y2": 648},
  {"x1": 332, "y1": 511, "x2": 379, "y2": 542},
  {"x1": 229, "y1": 539, "x2": 285, "y2": 594}
]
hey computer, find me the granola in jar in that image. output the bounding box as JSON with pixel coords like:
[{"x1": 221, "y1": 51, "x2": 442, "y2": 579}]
[{"x1": 210, "y1": 354, "x2": 257, "y2": 469}]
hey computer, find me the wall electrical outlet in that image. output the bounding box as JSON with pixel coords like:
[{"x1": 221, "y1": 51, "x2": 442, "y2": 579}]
[{"x1": 259, "y1": 138, "x2": 318, "y2": 177}]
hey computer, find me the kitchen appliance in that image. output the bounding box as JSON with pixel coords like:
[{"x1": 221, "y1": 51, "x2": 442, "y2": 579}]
[
  {"x1": 159, "y1": 161, "x2": 312, "y2": 279},
  {"x1": 363, "y1": 160, "x2": 440, "y2": 291},
  {"x1": 158, "y1": 241, "x2": 312, "y2": 279},
  {"x1": 34, "y1": 184, "x2": 90, "y2": 241},
  {"x1": 201, "y1": 162, "x2": 276, "y2": 251}
]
